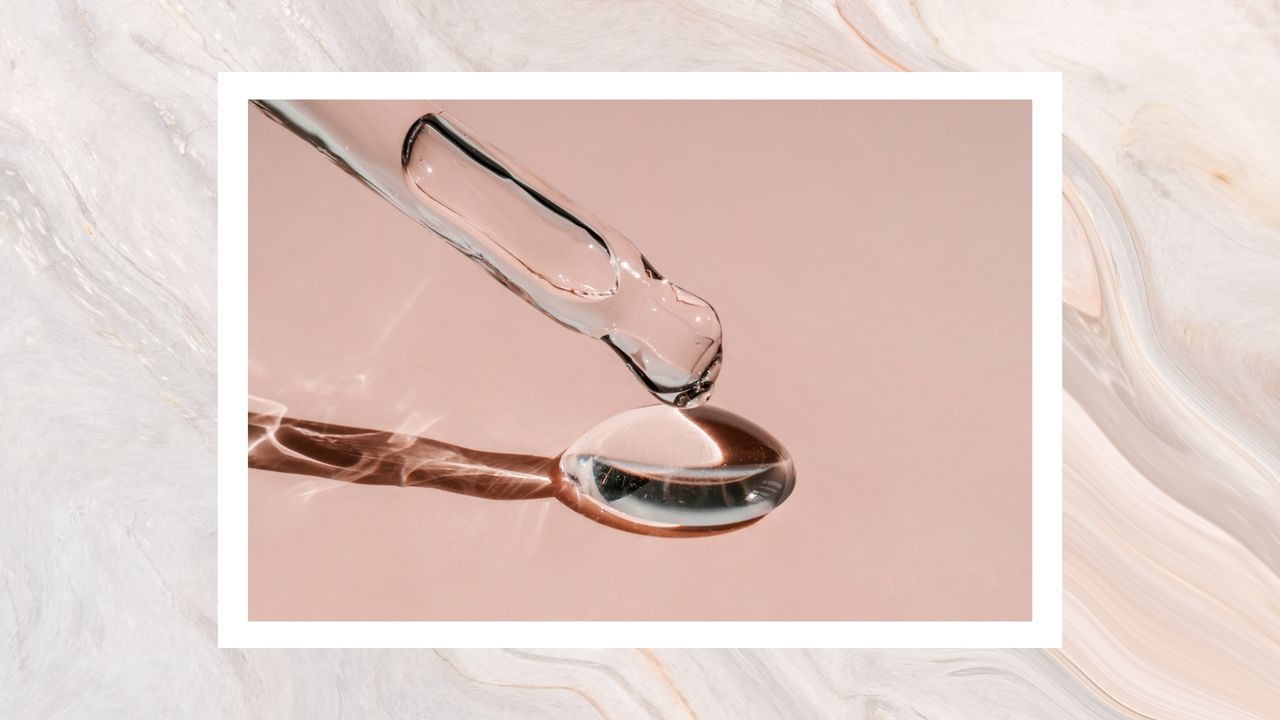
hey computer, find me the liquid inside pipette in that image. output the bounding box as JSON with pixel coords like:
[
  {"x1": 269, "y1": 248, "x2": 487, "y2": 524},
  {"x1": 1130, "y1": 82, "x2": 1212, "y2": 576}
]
[{"x1": 401, "y1": 114, "x2": 723, "y2": 407}]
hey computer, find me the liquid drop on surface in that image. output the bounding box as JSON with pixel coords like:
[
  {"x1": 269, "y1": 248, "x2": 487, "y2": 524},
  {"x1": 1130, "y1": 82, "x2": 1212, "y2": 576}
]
[{"x1": 557, "y1": 405, "x2": 796, "y2": 529}]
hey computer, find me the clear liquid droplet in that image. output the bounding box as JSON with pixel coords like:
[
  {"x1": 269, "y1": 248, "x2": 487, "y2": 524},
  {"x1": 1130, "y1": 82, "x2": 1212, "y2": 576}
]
[{"x1": 557, "y1": 405, "x2": 795, "y2": 529}]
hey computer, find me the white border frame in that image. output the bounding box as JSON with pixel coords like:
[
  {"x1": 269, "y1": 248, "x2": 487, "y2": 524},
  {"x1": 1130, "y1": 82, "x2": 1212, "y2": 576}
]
[{"x1": 218, "y1": 72, "x2": 1062, "y2": 649}]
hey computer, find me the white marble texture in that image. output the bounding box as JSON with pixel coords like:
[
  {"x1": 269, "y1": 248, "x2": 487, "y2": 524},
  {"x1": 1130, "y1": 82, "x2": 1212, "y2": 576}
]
[{"x1": 2, "y1": 0, "x2": 1278, "y2": 717}]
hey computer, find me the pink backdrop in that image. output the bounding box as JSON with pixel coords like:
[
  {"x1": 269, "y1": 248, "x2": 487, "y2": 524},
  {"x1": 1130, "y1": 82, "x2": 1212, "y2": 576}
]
[{"x1": 248, "y1": 99, "x2": 1031, "y2": 620}]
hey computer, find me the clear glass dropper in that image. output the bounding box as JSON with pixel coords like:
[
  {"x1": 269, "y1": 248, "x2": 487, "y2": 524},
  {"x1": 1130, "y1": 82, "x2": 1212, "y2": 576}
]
[{"x1": 254, "y1": 100, "x2": 723, "y2": 407}]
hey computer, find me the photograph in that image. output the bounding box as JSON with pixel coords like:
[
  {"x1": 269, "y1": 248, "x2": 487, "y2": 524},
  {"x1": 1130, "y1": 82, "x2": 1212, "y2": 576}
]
[{"x1": 240, "y1": 90, "x2": 1041, "y2": 626}]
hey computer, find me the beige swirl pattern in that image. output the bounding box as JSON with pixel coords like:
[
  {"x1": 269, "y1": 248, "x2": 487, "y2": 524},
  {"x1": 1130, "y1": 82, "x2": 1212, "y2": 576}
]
[{"x1": 2, "y1": 0, "x2": 1277, "y2": 717}]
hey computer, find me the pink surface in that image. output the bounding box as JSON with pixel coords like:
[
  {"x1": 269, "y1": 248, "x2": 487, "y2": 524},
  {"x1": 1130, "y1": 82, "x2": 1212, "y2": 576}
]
[{"x1": 248, "y1": 100, "x2": 1031, "y2": 620}]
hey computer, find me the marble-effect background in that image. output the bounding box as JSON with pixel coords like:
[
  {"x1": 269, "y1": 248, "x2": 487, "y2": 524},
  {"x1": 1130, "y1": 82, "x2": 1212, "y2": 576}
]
[{"x1": 1, "y1": 1, "x2": 1276, "y2": 718}]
